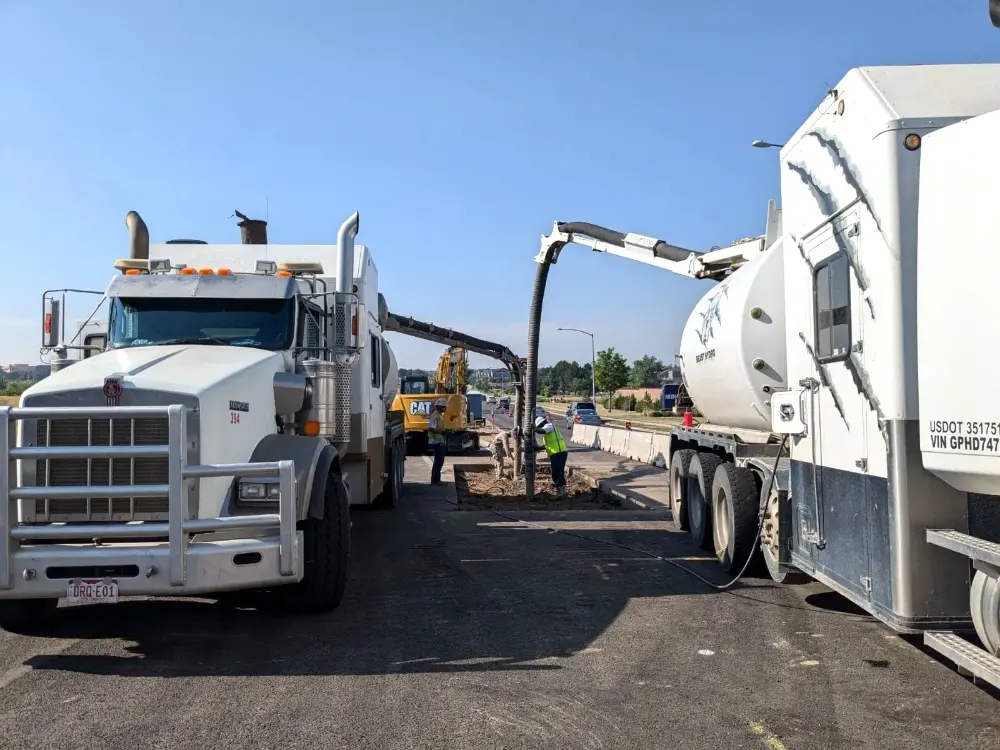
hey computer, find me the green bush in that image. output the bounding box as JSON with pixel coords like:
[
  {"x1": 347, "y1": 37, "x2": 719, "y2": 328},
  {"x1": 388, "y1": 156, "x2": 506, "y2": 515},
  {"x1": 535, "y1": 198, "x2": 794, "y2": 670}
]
[{"x1": 647, "y1": 409, "x2": 664, "y2": 417}]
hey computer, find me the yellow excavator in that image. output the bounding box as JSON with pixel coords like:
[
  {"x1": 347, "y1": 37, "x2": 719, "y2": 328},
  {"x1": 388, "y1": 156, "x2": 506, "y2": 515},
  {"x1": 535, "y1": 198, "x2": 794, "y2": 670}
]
[
  {"x1": 384, "y1": 311, "x2": 525, "y2": 465},
  {"x1": 392, "y1": 346, "x2": 479, "y2": 454}
]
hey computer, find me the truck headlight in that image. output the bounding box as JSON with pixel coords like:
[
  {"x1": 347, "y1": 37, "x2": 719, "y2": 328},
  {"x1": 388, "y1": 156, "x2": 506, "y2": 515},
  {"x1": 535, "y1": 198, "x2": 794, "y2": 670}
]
[{"x1": 239, "y1": 481, "x2": 280, "y2": 502}]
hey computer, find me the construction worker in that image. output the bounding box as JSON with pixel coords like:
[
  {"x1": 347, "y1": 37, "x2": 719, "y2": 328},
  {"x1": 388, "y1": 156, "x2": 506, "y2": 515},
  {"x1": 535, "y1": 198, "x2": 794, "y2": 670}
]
[
  {"x1": 428, "y1": 397, "x2": 448, "y2": 485},
  {"x1": 489, "y1": 429, "x2": 513, "y2": 479},
  {"x1": 533, "y1": 414, "x2": 569, "y2": 495}
]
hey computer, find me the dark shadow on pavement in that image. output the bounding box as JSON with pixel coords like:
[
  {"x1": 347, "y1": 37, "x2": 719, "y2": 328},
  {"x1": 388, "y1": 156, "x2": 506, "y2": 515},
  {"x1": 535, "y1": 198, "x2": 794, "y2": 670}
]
[{"x1": 18, "y1": 476, "x2": 728, "y2": 679}]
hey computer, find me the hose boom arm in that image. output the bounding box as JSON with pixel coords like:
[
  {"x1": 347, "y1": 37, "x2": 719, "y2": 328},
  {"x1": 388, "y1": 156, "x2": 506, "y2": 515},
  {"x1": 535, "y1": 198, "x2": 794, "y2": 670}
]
[{"x1": 535, "y1": 200, "x2": 780, "y2": 282}]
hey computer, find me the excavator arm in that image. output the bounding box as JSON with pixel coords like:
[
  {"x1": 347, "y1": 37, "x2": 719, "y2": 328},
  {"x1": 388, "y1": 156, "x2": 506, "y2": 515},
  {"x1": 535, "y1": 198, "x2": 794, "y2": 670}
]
[
  {"x1": 434, "y1": 347, "x2": 468, "y2": 394},
  {"x1": 384, "y1": 311, "x2": 526, "y2": 470},
  {"x1": 385, "y1": 313, "x2": 524, "y2": 387}
]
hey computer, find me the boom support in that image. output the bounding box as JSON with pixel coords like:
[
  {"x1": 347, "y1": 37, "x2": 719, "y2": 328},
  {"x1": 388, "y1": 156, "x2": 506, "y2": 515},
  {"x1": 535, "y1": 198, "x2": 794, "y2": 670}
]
[
  {"x1": 385, "y1": 312, "x2": 526, "y2": 469},
  {"x1": 535, "y1": 200, "x2": 782, "y2": 282}
]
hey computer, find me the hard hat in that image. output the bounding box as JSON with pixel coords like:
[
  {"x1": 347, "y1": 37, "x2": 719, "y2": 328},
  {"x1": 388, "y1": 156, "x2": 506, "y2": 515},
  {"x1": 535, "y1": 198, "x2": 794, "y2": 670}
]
[
  {"x1": 435, "y1": 397, "x2": 448, "y2": 407},
  {"x1": 534, "y1": 415, "x2": 547, "y2": 429}
]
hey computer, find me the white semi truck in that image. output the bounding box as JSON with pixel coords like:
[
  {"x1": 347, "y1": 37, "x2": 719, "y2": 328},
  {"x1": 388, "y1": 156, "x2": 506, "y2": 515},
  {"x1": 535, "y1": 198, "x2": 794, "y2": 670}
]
[
  {"x1": 530, "y1": 62, "x2": 1000, "y2": 687},
  {"x1": 0, "y1": 209, "x2": 405, "y2": 627}
]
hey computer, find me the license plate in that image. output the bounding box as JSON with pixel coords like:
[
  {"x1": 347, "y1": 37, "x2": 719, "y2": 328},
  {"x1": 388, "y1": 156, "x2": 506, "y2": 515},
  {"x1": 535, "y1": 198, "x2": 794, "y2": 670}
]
[{"x1": 66, "y1": 578, "x2": 119, "y2": 605}]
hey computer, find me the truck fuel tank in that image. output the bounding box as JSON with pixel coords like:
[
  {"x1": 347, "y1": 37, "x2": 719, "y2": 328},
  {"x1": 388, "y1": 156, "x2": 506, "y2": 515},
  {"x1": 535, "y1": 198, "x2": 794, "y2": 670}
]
[{"x1": 677, "y1": 239, "x2": 787, "y2": 432}]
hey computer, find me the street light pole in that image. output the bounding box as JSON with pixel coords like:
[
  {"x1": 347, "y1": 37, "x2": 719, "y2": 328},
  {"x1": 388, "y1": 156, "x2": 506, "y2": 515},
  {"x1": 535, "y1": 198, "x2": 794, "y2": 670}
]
[{"x1": 557, "y1": 327, "x2": 596, "y2": 401}]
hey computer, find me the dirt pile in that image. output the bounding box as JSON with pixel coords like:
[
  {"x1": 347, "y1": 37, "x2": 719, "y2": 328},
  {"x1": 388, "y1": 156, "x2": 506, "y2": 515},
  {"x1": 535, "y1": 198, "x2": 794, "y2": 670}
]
[{"x1": 455, "y1": 467, "x2": 622, "y2": 511}]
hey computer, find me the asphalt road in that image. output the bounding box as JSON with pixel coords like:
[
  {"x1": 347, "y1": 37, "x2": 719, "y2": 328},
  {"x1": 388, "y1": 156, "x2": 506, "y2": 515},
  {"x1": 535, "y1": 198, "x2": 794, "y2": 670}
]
[{"x1": 0, "y1": 446, "x2": 995, "y2": 749}]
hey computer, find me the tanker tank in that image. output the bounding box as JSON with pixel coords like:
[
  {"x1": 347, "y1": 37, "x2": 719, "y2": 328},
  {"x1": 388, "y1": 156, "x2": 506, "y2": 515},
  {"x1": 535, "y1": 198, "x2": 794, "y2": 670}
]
[{"x1": 677, "y1": 239, "x2": 787, "y2": 432}]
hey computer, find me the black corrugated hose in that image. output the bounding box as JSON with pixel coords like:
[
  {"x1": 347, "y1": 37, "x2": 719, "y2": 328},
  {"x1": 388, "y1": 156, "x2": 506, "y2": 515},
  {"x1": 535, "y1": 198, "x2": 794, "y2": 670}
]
[{"x1": 522, "y1": 221, "x2": 701, "y2": 500}]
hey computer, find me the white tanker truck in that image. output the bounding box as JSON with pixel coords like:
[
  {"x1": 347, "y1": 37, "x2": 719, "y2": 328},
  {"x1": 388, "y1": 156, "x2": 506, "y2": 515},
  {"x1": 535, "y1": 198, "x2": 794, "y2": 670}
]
[
  {"x1": 0, "y1": 209, "x2": 406, "y2": 627},
  {"x1": 536, "y1": 62, "x2": 1000, "y2": 687}
]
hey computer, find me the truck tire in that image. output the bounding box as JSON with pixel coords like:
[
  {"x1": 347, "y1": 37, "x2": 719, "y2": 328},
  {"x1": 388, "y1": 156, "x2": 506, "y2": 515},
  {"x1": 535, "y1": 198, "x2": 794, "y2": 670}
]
[
  {"x1": 687, "y1": 453, "x2": 723, "y2": 552},
  {"x1": 668, "y1": 449, "x2": 696, "y2": 533},
  {"x1": 395, "y1": 437, "x2": 405, "y2": 499},
  {"x1": 760, "y1": 483, "x2": 810, "y2": 585},
  {"x1": 280, "y1": 468, "x2": 351, "y2": 613},
  {"x1": 373, "y1": 441, "x2": 399, "y2": 510},
  {"x1": 0, "y1": 599, "x2": 58, "y2": 634},
  {"x1": 711, "y1": 463, "x2": 760, "y2": 573}
]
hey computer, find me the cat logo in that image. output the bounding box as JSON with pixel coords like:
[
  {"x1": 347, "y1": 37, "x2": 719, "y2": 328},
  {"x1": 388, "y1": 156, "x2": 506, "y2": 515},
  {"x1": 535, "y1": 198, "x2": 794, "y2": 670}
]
[{"x1": 408, "y1": 400, "x2": 435, "y2": 416}]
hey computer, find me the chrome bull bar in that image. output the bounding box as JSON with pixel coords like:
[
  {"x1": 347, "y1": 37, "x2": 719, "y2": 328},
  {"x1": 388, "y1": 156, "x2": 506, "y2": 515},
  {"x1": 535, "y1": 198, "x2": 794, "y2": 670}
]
[{"x1": 0, "y1": 404, "x2": 298, "y2": 591}]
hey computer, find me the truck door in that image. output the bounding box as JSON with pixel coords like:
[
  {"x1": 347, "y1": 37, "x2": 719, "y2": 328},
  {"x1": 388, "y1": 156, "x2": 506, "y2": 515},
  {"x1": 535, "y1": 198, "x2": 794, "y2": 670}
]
[{"x1": 792, "y1": 211, "x2": 871, "y2": 600}]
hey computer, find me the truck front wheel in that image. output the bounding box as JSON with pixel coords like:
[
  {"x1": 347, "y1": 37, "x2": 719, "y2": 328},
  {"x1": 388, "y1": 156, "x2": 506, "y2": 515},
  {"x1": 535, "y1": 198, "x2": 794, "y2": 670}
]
[{"x1": 280, "y1": 469, "x2": 351, "y2": 614}]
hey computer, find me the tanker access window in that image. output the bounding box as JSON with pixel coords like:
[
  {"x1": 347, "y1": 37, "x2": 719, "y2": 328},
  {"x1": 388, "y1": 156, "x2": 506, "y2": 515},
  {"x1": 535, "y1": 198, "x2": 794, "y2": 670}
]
[
  {"x1": 370, "y1": 333, "x2": 380, "y2": 388},
  {"x1": 813, "y1": 252, "x2": 851, "y2": 363}
]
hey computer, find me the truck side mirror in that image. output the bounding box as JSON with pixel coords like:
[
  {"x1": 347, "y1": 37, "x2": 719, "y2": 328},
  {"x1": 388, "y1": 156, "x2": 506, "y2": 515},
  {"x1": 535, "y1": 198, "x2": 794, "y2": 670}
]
[{"x1": 42, "y1": 298, "x2": 61, "y2": 349}]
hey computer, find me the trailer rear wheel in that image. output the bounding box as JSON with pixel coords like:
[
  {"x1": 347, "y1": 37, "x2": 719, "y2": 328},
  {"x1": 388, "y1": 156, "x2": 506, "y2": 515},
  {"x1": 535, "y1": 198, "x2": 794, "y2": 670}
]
[
  {"x1": 687, "y1": 453, "x2": 723, "y2": 551},
  {"x1": 668, "y1": 449, "x2": 696, "y2": 533},
  {"x1": 760, "y1": 483, "x2": 810, "y2": 585},
  {"x1": 279, "y1": 469, "x2": 351, "y2": 614},
  {"x1": 711, "y1": 463, "x2": 760, "y2": 573},
  {"x1": 0, "y1": 599, "x2": 58, "y2": 633}
]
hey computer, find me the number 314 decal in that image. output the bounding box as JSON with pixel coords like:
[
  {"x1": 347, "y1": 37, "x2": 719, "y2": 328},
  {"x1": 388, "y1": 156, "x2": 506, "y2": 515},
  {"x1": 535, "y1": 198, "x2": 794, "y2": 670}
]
[{"x1": 230, "y1": 412, "x2": 241, "y2": 424}]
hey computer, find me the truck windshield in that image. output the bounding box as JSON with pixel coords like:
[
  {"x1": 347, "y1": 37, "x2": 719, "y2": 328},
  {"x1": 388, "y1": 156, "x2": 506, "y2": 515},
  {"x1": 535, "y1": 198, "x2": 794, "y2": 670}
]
[{"x1": 108, "y1": 296, "x2": 295, "y2": 351}]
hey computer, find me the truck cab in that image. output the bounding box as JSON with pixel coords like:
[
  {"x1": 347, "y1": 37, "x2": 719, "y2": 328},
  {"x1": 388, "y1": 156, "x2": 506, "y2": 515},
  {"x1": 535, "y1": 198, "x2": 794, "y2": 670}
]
[{"x1": 0, "y1": 210, "x2": 404, "y2": 628}]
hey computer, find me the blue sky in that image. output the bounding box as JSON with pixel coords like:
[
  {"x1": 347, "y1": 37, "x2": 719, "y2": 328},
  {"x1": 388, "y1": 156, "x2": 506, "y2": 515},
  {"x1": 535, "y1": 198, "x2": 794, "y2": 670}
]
[{"x1": 2, "y1": 1, "x2": 997, "y2": 370}]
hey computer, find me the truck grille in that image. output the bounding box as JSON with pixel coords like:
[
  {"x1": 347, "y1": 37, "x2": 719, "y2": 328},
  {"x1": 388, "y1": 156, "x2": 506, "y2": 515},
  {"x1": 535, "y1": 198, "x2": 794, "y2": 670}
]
[{"x1": 33, "y1": 417, "x2": 169, "y2": 522}]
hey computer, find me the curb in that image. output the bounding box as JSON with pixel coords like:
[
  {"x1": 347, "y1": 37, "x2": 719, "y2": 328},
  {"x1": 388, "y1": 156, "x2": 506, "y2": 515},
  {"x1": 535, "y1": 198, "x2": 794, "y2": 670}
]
[{"x1": 573, "y1": 470, "x2": 670, "y2": 512}]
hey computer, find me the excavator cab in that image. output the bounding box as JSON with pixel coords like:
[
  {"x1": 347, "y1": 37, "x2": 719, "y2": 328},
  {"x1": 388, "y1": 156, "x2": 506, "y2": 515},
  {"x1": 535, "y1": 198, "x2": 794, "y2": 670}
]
[
  {"x1": 392, "y1": 350, "x2": 478, "y2": 455},
  {"x1": 400, "y1": 375, "x2": 432, "y2": 395}
]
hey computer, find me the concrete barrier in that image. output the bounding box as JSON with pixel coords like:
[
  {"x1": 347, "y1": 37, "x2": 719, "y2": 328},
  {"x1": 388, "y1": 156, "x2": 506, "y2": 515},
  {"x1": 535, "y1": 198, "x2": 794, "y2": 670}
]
[
  {"x1": 650, "y1": 434, "x2": 671, "y2": 468},
  {"x1": 571, "y1": 423, "x2": 598, "y2": 447},
  {"x1": 609, "y1": 429, "x2": 629, "y2": 456},
  {"x1": 626, "y1": 430, "x2": 654, "y2": 464},
  {"x1": 595, "y1": 426, "x2": 615, "y2": 452},
  {"x1": 573, "y1": 422, "x2": 674, "y2": 473}
]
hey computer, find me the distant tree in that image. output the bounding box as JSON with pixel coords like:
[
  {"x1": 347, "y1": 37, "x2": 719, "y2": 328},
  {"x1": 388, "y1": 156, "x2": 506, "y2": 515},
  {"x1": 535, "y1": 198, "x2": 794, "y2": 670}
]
[
  {"x1": 629, "y1": 355, "x2": 665, "y2": 388},
  {"x1": 538, "y1": 360, "x2": 593, "y2": 396},
  {"x1": 594, "y1": 348, "x2": 630, "y2": 405},
  {"x1": 470, "y1": 373, "x2": 492, "y2": 392},
  {"x1": 1, "y1": 381, "x2": 33, "y2": 397}
]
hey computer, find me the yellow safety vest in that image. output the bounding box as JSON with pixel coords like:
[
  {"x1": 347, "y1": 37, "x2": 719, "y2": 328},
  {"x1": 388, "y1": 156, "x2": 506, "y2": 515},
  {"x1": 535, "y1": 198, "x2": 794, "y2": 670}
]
[
  {"x1": 428, "y1": 412, "x2": 446, "y2": 444},
  {"x1": 541, "y1": 426, "x2": 567, "y2": 455}
]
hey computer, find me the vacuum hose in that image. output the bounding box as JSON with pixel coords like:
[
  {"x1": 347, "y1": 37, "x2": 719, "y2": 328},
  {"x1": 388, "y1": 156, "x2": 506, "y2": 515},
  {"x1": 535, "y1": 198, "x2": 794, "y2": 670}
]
[
  {"x1": 523, "y1": 255, "x2": 555, "y2": 500},
  {"x1": 523, "y1": 221, "x2": 701, "y2": 500}
]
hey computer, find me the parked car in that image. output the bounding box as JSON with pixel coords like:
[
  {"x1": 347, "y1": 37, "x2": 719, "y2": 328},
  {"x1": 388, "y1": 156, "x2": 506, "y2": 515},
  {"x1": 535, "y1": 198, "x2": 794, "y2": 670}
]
[
  {"x1": 565, "y1": 400, "x2": 597, "y2": 422},
  {"x1": 499, "y1": 396, "x2": 511, "y2": 411},
  {"x1": 570, "y1": 408, "x2": 602, "y2": 427}
]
